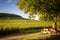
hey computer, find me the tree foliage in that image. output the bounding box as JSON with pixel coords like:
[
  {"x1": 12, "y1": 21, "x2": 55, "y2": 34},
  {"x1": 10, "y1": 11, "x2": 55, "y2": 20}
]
[{"x1": 16, "y1": 0, "x2": 60, "y2": 21}]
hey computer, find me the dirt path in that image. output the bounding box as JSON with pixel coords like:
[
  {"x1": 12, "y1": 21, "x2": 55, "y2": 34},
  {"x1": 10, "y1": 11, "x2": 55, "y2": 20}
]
[
  {"x1": 0, "y1": 31, "x2": 60, "y2": 40},
  {"x1": 0, "y1": 32, "x2": 52, "y2": 40},
  {"x1": 36, "y1": 34, "x2": 60, "y2": 40}
]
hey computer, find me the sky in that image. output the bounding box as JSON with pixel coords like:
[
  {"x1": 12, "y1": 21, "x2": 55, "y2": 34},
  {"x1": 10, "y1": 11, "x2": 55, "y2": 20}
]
[
  {"x1": 0, "y1": 0, "x2": 39, "y2": 20},
  {"x1": 0, "y1": 0, "x2": 28, "y2": 18}
]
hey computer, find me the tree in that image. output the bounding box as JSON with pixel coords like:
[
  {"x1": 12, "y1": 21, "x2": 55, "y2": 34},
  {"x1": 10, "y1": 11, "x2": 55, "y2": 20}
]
[{"x1": 16, "y1": 0, "x2": 60, "y2": 32}]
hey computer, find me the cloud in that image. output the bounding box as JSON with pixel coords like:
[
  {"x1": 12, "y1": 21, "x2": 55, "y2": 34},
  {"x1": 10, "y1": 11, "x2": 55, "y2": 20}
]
[{"x1": 7, "y1": 0, "x2": 12, "y2": 3}]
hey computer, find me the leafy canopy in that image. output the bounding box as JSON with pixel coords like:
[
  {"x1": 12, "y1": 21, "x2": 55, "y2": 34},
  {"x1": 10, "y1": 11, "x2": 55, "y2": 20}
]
[{"x1": 16, "y1": 0, "x2": 60, "y2": 21}]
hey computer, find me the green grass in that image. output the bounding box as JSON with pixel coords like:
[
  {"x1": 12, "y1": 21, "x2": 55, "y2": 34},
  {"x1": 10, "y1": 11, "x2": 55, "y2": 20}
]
[
  {"x1": 0, "y1": 20, "x2": 60, "y2": 28},
  {"x1": 0, "y1": 20, "x2": 52, "y2": 28}
]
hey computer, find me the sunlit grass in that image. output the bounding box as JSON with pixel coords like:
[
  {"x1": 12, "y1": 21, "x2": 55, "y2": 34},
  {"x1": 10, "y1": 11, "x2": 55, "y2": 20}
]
[
  {"x1": 0, "y1": 20, "x2": 52, "y2": 28},
  {"x1": 0, "y1": 20, "x2": 60, "y2": 28}
]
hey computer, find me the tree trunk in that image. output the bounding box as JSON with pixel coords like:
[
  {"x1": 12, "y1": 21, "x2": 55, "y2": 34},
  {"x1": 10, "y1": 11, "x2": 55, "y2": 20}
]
[{"x1": 52, "y1": 21, "x2": 57, "y2": 33}]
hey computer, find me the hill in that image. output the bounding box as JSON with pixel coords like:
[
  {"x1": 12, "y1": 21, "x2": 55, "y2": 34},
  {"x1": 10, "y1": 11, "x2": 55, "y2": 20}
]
[{"x1": 0, "y1": 13, "x2": 28, "y2": 20}]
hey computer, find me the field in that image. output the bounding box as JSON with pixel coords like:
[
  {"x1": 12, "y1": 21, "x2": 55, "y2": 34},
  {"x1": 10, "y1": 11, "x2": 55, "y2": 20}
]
[
  {"x1": 0, "y1": 20, "x2": 52, "y2": 28},
  {"x1": 0, "y1": 20, "x2": 60, "y2": 28},
  {"x1": 0, "y1": 20, "x2": 60, "y2": 40}
]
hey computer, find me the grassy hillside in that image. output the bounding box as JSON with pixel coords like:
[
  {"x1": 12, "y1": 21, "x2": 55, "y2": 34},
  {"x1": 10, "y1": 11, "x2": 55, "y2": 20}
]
[{"x1": 0, "y1": 13, "x2": 28, "y2": 20}]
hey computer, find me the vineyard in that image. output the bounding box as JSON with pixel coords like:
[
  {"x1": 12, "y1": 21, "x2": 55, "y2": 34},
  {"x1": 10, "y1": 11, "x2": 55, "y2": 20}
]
[{"x1": 0, "y1": 20, "x2": 60, "y2": 40}]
